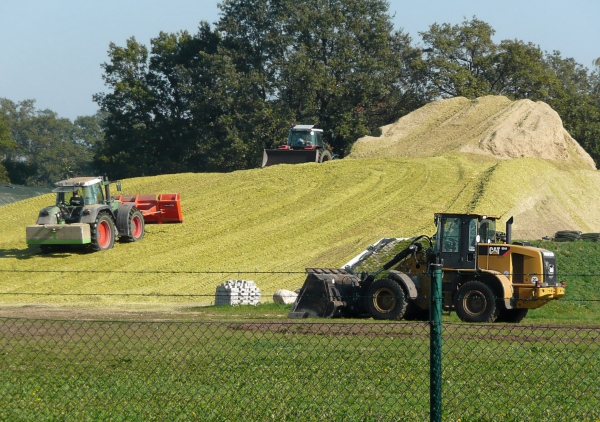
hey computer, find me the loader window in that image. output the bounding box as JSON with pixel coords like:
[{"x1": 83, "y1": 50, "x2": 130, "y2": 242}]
[
  {"x1": 315, "y1": 131, "x2": 323, "y2": 146},
  {"x1": 441, "y1": 217, "x2": 461, "y2": 253},
  {"x1": 478, "y1": 219, "x2": 497, "y2": 243},
  {"x1": 468, "y1": 218, "x2": 477, "y2": 251},
  {"x1": 288, "y1": 131, "x2": 316, "y2": 147}
]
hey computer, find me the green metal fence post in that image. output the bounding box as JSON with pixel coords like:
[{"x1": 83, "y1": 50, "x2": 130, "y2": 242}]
[{"x1": 430, "y1": 263, "x2": 443, "y2": 422}]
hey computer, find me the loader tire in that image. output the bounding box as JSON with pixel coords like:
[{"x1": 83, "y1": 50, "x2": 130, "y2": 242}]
[
  {"x1": 91, "y1": 212, "x2": 116, "y2": 251},
  {"x1": 366, "y1": 278, "x2": 407, "y2": 320},
  {"x1": 319, "y1": 149, "x2": 332, "y2": 163},
  {"x1": 123, "y1": 208, "x2": 145, "y2": 242},
  {"x1": 496, "y1": 308, "x2": 528, "y2": 323},
  {"x1": 454, "y1": 281, "x2": 499, "y2": 323},
  {"x1": 403, "y1": 303, "x2": 429, "y2": 321}
]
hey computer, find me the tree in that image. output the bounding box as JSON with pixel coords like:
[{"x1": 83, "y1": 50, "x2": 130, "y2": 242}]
[
  {"x1": 94, "y1": 0, "x2": 416, "y2": 177},
  {"x1": 542, "y1": 53, "x2": 600, "y2": 164},
  {"x1": 218, "y1": 0, "x2": 416, "y2": 155},
  {"x1": 0, "y1": 98, "x2": 97, "y2": 186},
  {"x1": 0, "y1": 112, "x2": 17, "y2": 182},
  {"x1": 417, "y1": 17, "x2": 498, "y2": 98}
]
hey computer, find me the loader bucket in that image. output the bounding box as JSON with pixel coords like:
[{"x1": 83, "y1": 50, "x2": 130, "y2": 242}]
[
  {"x1": 288, "y1": 268, "x2": 358, "y2": 318},
  {"x1": 262, "y1": 149, "x2": 320, "y2": 167},
  {"x1": 114, "y1": 193, "x2": 183, "y2": 224}
]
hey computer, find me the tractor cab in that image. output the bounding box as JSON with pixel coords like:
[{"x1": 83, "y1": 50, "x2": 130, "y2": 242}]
[
  {"x1": 53, "y1": 177, "x2": 109, "y2": 206},
  {"x1": 285, "y1": 125, "x2": 325, "y2": 150},
  {"x1": 51, "y1": 177, "x2": 112, "y2": 223},
  {"x1": 434, "y1": 213, "x2": 501, "y2": 270}
]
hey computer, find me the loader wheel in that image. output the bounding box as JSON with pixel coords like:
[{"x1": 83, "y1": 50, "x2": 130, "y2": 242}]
[
  {"x1": 454, "y1": 281, "x2": 499, "y2": 323},
  {"x1": 366, "y1": 278, "x2": 407, "y2": 320},
  {"x1": 319, "y1": 150, "x2": 332, "y2": 163},
  {"x1": 91, "y1": 212, "x2": 116, "y2": 251},
  {"x1": 123, "y1": 208, "x2": 145, "y2": 242},
  {"x1": 496, "y1": 308, "x2": 529, "y2": 323},
  {"x1": 403, "y1": 304, "x2": 430, "y2": 321}
]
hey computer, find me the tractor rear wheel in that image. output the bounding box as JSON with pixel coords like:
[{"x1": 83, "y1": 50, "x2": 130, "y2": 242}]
[
  {"x1": 91, "y1": 212, "x2": 116, "y2": 251},
  {"x1": 366, "y1": 278, "x2": 407, "y2": 320},
  {"x1": 454, "y1": 281, "x2": 499, "y2": 322},
  {"x1": 123, "y1": 208, "x2": 145, "y2": 242},
  {"x1": 496, "y1": 308, "x2": 529, "y2": 323}
]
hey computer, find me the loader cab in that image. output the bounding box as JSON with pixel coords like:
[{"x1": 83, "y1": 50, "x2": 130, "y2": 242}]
[
  {"x1": 286, "y1": 125, "x2": 325, "y2": 149},
  {"x1": 434, "y1": 213, "x2": 497, "y2": 269}
]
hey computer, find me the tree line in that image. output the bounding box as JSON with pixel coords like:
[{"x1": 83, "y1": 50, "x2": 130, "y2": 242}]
[
  {"x1": 0, "y1": 99, "x2": 104, "y2": 186},
  {"x1": 2, "y1": 0, "x2": 600, "y2": 186}
]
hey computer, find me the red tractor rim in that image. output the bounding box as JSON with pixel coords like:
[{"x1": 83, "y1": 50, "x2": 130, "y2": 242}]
[
  {"x1": 132, "y1": 215, "x2": 143, "y2": 238},
  {"x1": 98, "y1": 220, "x2": 111, "y2": 248}
]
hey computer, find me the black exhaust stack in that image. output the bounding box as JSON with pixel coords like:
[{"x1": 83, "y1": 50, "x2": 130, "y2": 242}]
[{"x1": 506, "y1": 216, "x2": 513, "y2": 244}]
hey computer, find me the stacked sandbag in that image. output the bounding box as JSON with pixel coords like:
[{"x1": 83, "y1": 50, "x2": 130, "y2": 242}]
[
  {"x1": 553, "y1": 230, "x2": 582, "y2": 242},
  {"x1": 215, "y1": 280, "x2": 261, "y2": 306},
  {"x1": 580, "y1": 233, "x2": 600, "y2": 242}
]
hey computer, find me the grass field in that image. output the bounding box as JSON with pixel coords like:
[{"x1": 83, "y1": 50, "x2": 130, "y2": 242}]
[{"x1": 1, "y1": 317, "x2": 598, "y2": 421}]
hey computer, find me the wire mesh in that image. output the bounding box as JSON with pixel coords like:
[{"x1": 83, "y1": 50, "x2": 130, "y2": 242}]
[{"x1": 1, "y1": 317, "x2": 598, "y2": 421}]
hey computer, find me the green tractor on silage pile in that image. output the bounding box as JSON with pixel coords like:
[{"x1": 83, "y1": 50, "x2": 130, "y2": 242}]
[{"x1": 26, "y1": 176, "x2": 183, "y2": 252}]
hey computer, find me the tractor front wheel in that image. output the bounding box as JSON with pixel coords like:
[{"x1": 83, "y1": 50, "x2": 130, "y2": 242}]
[
  {"x1": 366, "y1": 278, "x2": 407, "y2": 320},
  {"x1": 454, "y1": 281, "x2": 499, "y2": 322},
  {"x1": 91, "y1": 213, "x2": 116, "y2": 251},
  {"x1": 319, "y1": 149, "x2": 332, "y2": 163}
]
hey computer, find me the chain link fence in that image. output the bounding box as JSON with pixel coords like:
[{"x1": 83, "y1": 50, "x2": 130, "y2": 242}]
[{"x1": 1, "y1": 315, "x2": 599, "y2": 421}]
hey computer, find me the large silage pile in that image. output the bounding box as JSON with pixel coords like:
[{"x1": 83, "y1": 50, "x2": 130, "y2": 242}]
[{"x1": 350, "y1": 95, "x2": 595, "y2": 170}]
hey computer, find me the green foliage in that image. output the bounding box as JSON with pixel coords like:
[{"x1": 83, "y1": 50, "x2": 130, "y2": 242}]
[
  {"x1": 0, "y1": 98, "x2": 102, "y2": 186},
  {"x1": 94, "y1": 0, "x2": 418, "y2": 177},
  {"x1": 0, "y1": 112, "x2": 16, "y2": 155},
  {"x1": 0, "y1": 111, "x2": 16, "y2": 182}
]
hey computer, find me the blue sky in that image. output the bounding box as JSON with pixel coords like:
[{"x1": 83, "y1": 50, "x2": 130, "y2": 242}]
[{"x1": 1, "y1": 0, "x2": 598, "y2": 121}]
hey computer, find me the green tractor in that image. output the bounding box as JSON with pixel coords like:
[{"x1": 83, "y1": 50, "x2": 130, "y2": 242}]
[{"x1": 26, "y1": 176, "x2": 145, "y2": 252}]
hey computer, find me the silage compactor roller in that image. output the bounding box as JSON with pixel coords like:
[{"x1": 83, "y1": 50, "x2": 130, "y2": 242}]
[
  {"x1": 290, "y1": 213, "x2": 566, "y2": 323},
  {"x1": 26, "y1": 176, "x2": 183, "y2": 252}
]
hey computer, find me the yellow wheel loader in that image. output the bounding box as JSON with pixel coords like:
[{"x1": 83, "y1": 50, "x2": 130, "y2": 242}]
[
  {"x1": 289, "y1": 213, "x2": 565, "y2": 323},
  {"x1": 262, "y1": 125, "x2": 336, "y2": 167}
]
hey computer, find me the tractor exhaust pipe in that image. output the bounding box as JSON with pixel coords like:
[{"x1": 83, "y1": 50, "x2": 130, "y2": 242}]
[{"x1": 506, "y1": 216, "x2": 513, "y2": 244}]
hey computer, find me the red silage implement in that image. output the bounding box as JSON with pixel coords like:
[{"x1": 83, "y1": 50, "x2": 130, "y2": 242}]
[{"x1": 113, "y1": 194, "x2": 183, "y2": 224}]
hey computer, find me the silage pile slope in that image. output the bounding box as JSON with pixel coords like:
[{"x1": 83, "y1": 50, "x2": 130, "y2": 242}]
[
  {"x1": 350, "y1": 96, "x2": 595, "y2": 170},
  {"x1": 2, "y1": 156, "x2": 600, "y2": 306},
  {"x1": 0, "y1": 156, "x2": 509, "y2": 305}
]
